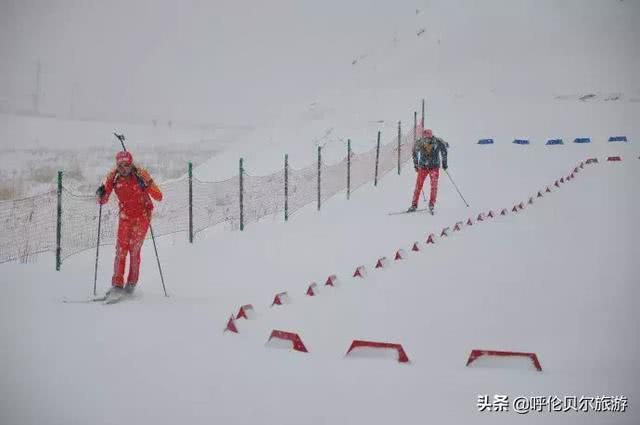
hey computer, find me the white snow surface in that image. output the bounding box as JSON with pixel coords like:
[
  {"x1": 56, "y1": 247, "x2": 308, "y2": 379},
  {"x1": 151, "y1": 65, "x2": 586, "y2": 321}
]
[{"x1": 2, "y1": 138, "x2": 638, "y2": 425}]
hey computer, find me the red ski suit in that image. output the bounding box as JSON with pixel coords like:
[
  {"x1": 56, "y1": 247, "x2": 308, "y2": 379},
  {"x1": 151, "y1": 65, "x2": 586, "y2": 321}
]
[
  {"x1": 412, "y1": 167, "x2": 440, "y2": 208},
  {"x1": 99, "y1": 166, "x2": 162, "y2": 287}
]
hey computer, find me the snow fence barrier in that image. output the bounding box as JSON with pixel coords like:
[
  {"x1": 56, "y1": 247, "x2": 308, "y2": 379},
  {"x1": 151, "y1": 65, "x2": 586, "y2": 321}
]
[{"x1": 0, "y1": 121, "x2": 416, "y2": 266}]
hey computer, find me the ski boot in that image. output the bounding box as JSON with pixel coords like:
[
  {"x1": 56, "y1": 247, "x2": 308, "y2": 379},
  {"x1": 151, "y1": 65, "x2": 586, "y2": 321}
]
[
  {"x1": 104, "y1": 285, "x2": 125, "y2": 304},
  {"x1": 407, "y1": 205, "x2": 418, "y2": 213},
  {"x1": 124, "y1": 283, "x2": 136, "y2": 295}
]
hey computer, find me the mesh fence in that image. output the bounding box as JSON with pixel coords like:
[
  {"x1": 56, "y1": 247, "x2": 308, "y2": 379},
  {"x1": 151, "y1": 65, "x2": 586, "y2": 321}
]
[{"x1": 0, "y1": 130, "x2": 415, "y2": 265}]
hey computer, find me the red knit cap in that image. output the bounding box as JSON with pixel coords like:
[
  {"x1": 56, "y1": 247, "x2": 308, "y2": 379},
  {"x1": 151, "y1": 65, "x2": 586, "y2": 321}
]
[{"x1": 115, "y1": 151, "x2": 133, "y2": 165}]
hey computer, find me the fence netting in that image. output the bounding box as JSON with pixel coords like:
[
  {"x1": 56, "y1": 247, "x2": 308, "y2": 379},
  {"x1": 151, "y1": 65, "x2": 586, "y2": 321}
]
[{"x1": 0, "y1": 131, "x2": 415, "y2": 264}]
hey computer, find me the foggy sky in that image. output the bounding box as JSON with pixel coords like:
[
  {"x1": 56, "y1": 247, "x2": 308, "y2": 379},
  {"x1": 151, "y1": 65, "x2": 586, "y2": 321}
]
[{"x1": 1, "y1": 0, "x2": 638, "y2": 127}]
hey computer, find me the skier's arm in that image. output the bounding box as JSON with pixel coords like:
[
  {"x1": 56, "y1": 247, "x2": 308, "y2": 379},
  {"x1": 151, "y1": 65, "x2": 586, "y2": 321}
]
[
  {"x1": 136, "y1": 167, "x2": 163, "y2": 201},
  {"x1": 97, "y1": 168, "x2": 117, "y2": 204},
  {"x1": 412, "y1": 140, "x2": 419, "y2": 169},
  {"x1": 439, "y1": 139, "x2": 448, "y2": 170}
]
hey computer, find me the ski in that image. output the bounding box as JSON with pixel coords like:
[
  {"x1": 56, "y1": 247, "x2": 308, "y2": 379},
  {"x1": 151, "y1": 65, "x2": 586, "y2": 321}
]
[
  {"x1": 103, "y1": 293, "x2": 128, "y2": 305},
  {"x1": 62, "y1": 296, "x2": 107, "y2": 303},
  {"x1": 388, "y1": 207, "x2": 432, "y2": 216}
]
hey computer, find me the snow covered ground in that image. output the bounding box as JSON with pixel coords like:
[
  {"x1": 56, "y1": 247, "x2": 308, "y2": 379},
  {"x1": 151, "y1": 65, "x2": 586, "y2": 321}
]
[
  {"x1": 2, "y1": 1, "x2": 639, "y2": 424},
  {"x1": 1, "y1": 138, "x2": 638, "y2": 424}
]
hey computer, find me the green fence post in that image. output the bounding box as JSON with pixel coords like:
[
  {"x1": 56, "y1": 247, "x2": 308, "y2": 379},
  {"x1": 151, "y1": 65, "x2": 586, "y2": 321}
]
[
  {"x1": 397, "y1": 121, "x2": 402, "y2": 175},
  {"x1": 284, "y1": 154, "x2": 289, "y2": 222},
  {"x1": 56, "y1": 170, "x2": 62, "y2": 271},
  {"x1": 374, "y1": 131, "x2": 381, "y2": 186},
  {"x1": 239, "y1": 158, "x2": 244, "y2": 231},
  {"x1": 188, "y1": 162, "x2": 193, "y2": 243},
  {"x1": 347, "y1": 139, "x2": 351, "y2": 200},
  {"x1": 317, "y1": 146, "x2": 321, "y2": 211}
]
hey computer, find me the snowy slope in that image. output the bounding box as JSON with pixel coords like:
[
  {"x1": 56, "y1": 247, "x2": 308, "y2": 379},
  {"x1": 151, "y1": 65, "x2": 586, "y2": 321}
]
[{"x1": 1, "y1": 138, "x2": 638, "y2": 425}]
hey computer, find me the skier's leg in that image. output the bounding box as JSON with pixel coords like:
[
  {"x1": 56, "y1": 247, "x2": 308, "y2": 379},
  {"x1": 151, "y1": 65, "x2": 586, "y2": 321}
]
[
  {"x1": 411, "y1": 168, "x2": 428, "y2": 207},
  {"x1": 126, "y1": 216, "x2": 150, "y2": 286},
  {"x1": 428, "y1": 167, "x2": 440, "y2": 207},
  {"x1": 112, "y1": 218, "x2": 131, "y2": 287}
]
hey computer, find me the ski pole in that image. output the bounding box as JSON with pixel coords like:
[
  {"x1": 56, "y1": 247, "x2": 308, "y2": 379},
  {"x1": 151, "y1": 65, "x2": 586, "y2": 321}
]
[
  {"x1": 93, "y1": 203, "x2": 103, "y2": 296},
  {"x1": 445, "y1": 169, "x2": 469, "y2": 207},
  {"x1": 149, "y1": 224, "x2": 168, "y2": 297}
]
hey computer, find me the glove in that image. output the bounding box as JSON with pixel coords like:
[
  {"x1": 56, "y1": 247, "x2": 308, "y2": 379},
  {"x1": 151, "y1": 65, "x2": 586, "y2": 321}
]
[
  {"x1": 443, "y1": 164, "x2": 448, "y2": 170},
  {"x1": 96, "y1": 184, "x2": 105, "y2": 198},
  {"x1": 135, "y1": 168, "x2": 152, "y2": 189},
  {"x1": 135, "y1": 174, "x2": 147, "y2": 190}
]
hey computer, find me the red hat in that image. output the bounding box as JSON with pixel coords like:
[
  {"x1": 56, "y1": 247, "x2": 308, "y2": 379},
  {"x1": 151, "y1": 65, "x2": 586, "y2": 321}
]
[
  {"x1": 423, "y1": 129, "x2": 433, "y2": 138},
  {"x1": 115, "y1": 151, "x2": 133, "y2": 165}
]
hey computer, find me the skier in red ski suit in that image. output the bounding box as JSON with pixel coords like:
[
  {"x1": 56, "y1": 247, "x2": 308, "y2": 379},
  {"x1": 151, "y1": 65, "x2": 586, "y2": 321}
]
[
  {"x1": 97, "y1": 151, "x2": 163, "y2": 296},
  {"x1": 408, "y1": 128, "x2": 448, "y2": 213}
]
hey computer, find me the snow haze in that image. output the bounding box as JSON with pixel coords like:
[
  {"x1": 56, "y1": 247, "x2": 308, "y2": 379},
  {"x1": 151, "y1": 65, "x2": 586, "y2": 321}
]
[{"x1": 1, "y1": 1, "x2": 639, "y2": 424}]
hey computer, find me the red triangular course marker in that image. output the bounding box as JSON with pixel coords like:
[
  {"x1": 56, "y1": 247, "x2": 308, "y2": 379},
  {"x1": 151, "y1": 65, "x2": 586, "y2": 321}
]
[
  {"x1": 394, "y1": 249, "x2": 405, "y2": 260},
  {"x1": 375, "y1": 257, "x2": 387, "y2": 269},
  {"x1": 271, "y1": 291, "x2": 289, "y2": 307},
  {"x1": 453, "y1": 223, "x2": 462, "y2": 232},
  {"x1": 546, "y1": 186, "x2": 551, "y2": 193},
  {"x1": 518, "y1": 202, "x2": 525, "y2": 210},
  {"x1": 236, "y1": 304, "x2": 254, "y2": 320},
  {"x1": 500, "y1": 208, "x2": 508, "y2": 216},
  {"x1": 268, "y1": 330, "x2": 308, "y2": 352},
  {"x1": 477, "y1": 213, "x2": 484, "y2": 222},
  {"x1": 580, "y1": 162, "x2": 584, "y2": 168},
  {"x1": 412, "y1": 242, "x2": 420, "y2": 251},
  {"x1": 345, "y1": 340, "x2": 410, "y2": 363},
  {"x1": 306, "y1": 283, "x2": 318, "y2": 296},
  {"x1": 466, "y1": 218, "x2": 473, "y2": 226},
  {"x1": 426, "y1": 234, "x2": 436, "y2": 244},
  {"x1": 224, "y1": 315, "x2": 238, "y2": 333},
  {"x1": 325, "y1": 274, "x2": 337, "y2": 286},
  {"x1": 537, "y1": 191, "x2": 543, "y2": 198},
  {"x1": 554, "y1": 180, "x2": 560, "y2": 187},
  {"x1": 487, "y1": 210, "x2": 495, "y2": 218},
  {"x1": 528, "y1": 197, "x2": 534, "y2": 205},
  {"x1": 512, "y1": 205, "x2": 518, "y2": 213},
  {"x1": 353, "y1": 265, "x2": 365, "y2": 278},
  {"x1": 441, "y1": 227, "x2": 450, "y2": 237}
]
